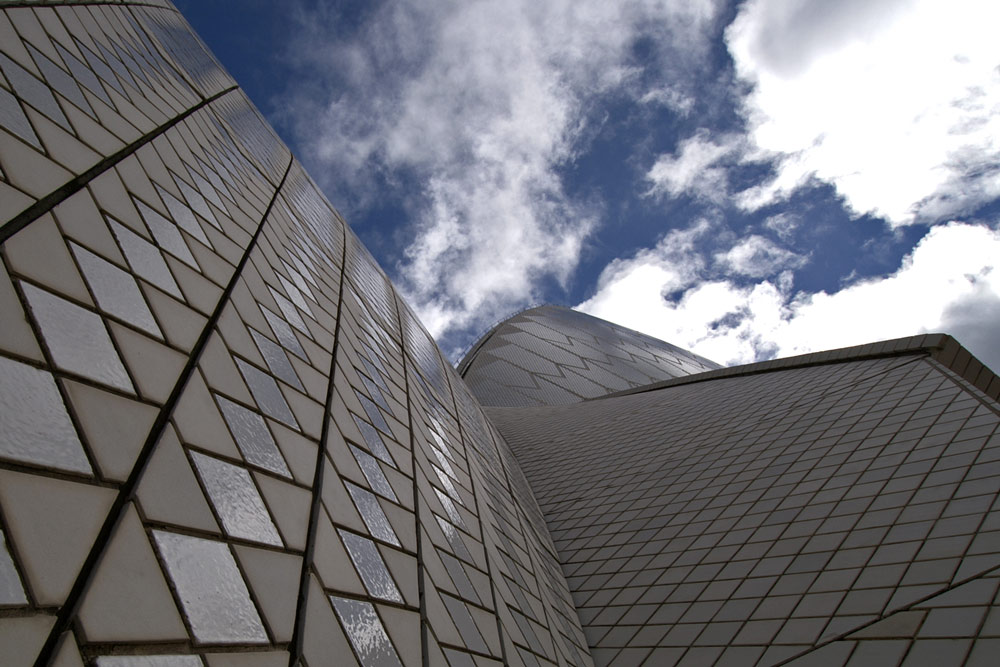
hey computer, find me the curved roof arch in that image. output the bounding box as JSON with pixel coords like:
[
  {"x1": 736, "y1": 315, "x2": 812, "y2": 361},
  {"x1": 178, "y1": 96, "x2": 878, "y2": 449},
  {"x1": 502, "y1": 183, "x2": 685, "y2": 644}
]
[{"x1": 458, "y1": 305, "x2": 721, "y2": 406}]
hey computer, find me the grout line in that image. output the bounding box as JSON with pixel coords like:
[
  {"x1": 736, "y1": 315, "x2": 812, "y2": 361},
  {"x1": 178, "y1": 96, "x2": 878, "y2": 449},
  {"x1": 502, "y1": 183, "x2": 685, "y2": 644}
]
[
  {"x1": 0, "y1": 86, "x2": 238, "y2": 246},
  {"x1": 285, "y1": 205, "x2": 349, "y2": 667},
  {"x1": 774, "y1": 562, "x2": 1000, "y2": 666},
  {"x1": 31, "y1": 147, "x2": 294, "y2": 667},
  {"x1": 393, "y1": 292, "x2": 432, "y2": 667}
]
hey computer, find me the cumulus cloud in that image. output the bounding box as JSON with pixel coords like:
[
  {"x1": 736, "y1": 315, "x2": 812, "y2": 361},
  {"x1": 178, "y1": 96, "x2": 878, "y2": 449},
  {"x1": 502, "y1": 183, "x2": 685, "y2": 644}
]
[
  {"x1": 280, "y1": 0, "x2": 721, "y2": 339},
  {"x1": 578, "y1": 222, "x2": 1000, "y2": 371},
  {"x1": 726, "y1": 0, "x2": 1000, "y2": 225}
]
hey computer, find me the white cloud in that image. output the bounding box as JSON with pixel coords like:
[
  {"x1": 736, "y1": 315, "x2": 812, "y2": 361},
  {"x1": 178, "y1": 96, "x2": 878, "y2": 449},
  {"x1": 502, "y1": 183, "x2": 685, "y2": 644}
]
[
  {"x1": 726, "y1": 0, "x2": 1000, "y2": 225},
  {"x1": 646, "y1": 131, "x2": 743, "y2": 204},
  {"x1": 715, "y1": 234, "x2": 807, "y2": 278},
  {"x1": 762, "y1": 212, "x2": 799, "y2": 241},
  {"x1": 639, "y1": 87, "x2": 695, "y2": 116},
  {"x1": 282, "y1": 0, "x2": 721, "y2": 338},
  {"x1": 578, "y1": 222, "x2": 1000, "y2": 371}
]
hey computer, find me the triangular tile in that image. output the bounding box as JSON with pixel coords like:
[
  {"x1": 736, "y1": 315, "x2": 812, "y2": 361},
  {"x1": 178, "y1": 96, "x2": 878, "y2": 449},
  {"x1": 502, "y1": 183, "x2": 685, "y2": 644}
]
[
  {"x1": 135, "y1": 425, "x2": 219, "y2": 533},
  {"x1": 62, "y1": 379, "x2": 156, "y2": 481},
  {"x1": 0, "y1": 470, "x2": 114, "y2": 605},
  {"x1": 78, "y1": 503, "x2": 187, "y2": 642}
]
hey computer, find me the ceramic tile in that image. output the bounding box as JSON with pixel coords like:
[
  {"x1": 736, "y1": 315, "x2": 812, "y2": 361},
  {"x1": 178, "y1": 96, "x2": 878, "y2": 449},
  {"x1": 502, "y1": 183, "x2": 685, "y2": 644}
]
[
  {"x1": 330, "y1": 596, "x2": 403, "y2": 667},
  {"x1": 236, "y1": 357, "x2": 298, "y2": 428},
  {"x1": 0, "y1": 356, "x2": 90, "y2": 474},
  {"x1": 78, "y1": 504, "x2": 187, "y2": 641},
  {"x1": 109, "y1": 217, "x2": 182, "y2": 299},
  {"x1": 339, "y1": 529, "x2": 403, "y2": 603},
  {"x1": 346, "y1": 481, "x2": 401, "y2": 547},
  {"x1": 0, "y1": 469, "x2": 114, "y2": 605},
  {"x1": 152, "y1": 530, "x2": 268, "y2": 645},
  {"x1": 0, "y1": 527, "x2": 27, "y2": 606},
  {"x1": 215, "y1": 394, "x2": 291, "y2": 477},
  {"x1": 191, "y1": 452, "x2": 283, "y2": 546},
  {"x1": 71, "y1": 242, "x2": 161, "y2": 337}
]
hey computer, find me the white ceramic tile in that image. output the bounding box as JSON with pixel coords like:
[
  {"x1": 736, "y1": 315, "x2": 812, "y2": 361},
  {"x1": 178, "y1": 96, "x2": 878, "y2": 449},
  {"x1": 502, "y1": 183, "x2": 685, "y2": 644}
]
[
  {"x1": 0, "y1": 528, "x2": 27, "y2": 606},
  {"x1": 215, "y1": 394, "x2": 290, "y2": 477},
  {"x1": 0, "y1": 356, "x2": 91, "y2": 474},
  {"x1": 190, "y1": 452, "x2": 282, "y2": 547},
  {"x1": 71, "y1": 242, "x2": 161, "y2": 337},
  {"x1": 329, "y1": 596, "x2": 403, "y2": 667},
  {"x1": 108, "y1": 217, "x2": 182, "y2": 299},
  {"x1": 152, "y1": 530, "x2": 267, "y2": 645},
  {"x1": 338, "y1": 529, "x2": 402, "y2": 603},
  {"x1": 345, "y1": 481, "x2": 400, "y2": 547},
  {"x1": 21, "y1": 281, "x2": 133, "y2": 392}
]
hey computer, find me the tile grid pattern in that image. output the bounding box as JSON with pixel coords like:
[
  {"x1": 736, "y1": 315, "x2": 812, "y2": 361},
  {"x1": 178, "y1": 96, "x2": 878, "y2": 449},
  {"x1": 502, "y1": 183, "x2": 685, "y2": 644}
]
[
  {"x1": 397, "y1": 293, "x2": 594, "y2": 666},
  {"x1": 7, "y1": 3, "x2": 1000, "y2": 667},
  {"x1": 0, "y1": 4, "x2": 593, "y2": 667},
  {"x1": 458, "y1": 305, "x2": 721, "y2": 408},
  {"x1": 492, "y1": 355, "x2": 1000, "y2": 666}
]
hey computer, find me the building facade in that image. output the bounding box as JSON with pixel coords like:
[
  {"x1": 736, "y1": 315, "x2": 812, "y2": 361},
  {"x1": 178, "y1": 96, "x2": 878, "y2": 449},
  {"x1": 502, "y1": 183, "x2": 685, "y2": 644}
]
[{"x1": 0, "y1": 3, "x2": 998, "y2": 666}]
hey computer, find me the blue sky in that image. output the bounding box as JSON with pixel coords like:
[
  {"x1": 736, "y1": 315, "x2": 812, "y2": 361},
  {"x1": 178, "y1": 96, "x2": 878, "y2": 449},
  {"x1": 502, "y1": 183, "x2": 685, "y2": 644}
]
[{"x1": 176, "y1": 0, "x2": 1000, "y2": 371}]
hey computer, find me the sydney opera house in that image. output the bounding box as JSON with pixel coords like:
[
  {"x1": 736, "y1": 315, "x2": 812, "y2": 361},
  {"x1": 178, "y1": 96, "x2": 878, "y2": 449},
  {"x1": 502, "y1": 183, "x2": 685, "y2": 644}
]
[{"x1": 1, "y1": 2, "x2": 999, "y2": 666}]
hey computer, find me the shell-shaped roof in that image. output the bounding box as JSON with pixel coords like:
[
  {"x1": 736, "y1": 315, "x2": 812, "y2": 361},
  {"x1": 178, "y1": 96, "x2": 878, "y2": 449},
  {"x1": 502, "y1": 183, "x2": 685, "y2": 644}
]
[{"x1": 458, "y1": 305, "x2": 721, "y2": 407}]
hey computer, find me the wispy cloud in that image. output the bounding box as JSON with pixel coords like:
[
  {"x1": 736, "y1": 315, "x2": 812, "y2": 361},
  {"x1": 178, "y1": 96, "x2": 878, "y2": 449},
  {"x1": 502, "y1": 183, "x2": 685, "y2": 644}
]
[
  {"x1": 645, "y1": 130, "x2": 744, "y2": 204},
  {"x1": 278, "y1": 0, "x2": 721, "y2": 342},
  {"x1": 715, "y1": 234, "x2": 808, "y2": 278}
]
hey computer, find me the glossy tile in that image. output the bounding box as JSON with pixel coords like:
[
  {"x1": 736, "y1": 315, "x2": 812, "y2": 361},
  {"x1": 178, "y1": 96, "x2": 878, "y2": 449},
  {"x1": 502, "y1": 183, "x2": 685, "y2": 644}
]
[
  {"x1": 339, "y1": 529, "x2": 403, "y2": 603},
  {"x1": 152, "y1": 530, "x2": 268, "y2": 644},
  {"x1": 71, "y1": 242, "x2": 161, "y2": 337},
  {"x1": 346, "y1": 481, "x2": 400, "y2": 547},
  {"x1": 329, "y1": 596, "x2": 403, "y2": 667},
  {"x1": 191, "y1": 452, "x2": 283, "y2": 546},
  {"x1": 21, "y1": 281, "x2": 133, "y2": 392},
  {"x1": 0, "y1": 355, "x2": 91, "y2": 474},
  {"x1": 215, "y1": 394, "x2": 291, "y2": 477}
]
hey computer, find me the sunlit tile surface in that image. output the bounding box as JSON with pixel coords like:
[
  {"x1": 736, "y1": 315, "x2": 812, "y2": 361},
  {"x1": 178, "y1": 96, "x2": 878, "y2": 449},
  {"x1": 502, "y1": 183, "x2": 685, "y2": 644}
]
[
  {"x1": 0, "y1": 356, "x2": 91, "y2": 474},
  {"x1": 353, "y1": 414, "x2": 395, "y2": 465},
  {"x1": 215, "y1": 394, "x2": 291, "y2": 477},
  {"x1": 350, "y1": 445, "x2": 396, "y2": 501},
  {"x1": 338, "y1": 529, "x2": 402, "y2": 603},
  {"x1": 1, "y1": 4, "x2": 998, "y2": 666},
  {"x1": 152, "y1": 530, "x2": 268, "y2": 644},
  {"x1": 249, "y1": 328, "x2": 302, "y2": 390},
  {"x1": 109, "y1": 219, "x2": 184, "y2": 299},
  {"x1": 434, "y1": 487, "x2": 465, "y2": 529},
  {"x1": 235, "y1": 357, "x2": 298, "y2": 427},
  {"x1": 190, "y1": 452, "x2": 282, "y2": 546},
  {"x1": 71, "y1": 243, "x2": 161, "y2": 337},
  {"x1": 261, "y1": 305, "x2": 305, "y2": 358},
  {"x1": 21, "y1": 282, "x2": 133, "y2": 392},
  {"x1": 346, "y1": 481, "x2": 400, "y2": 547},
  {"x1": 329, "y1": 595, "x2": 403, "y2": 667},
  {"x1": 136, "y1": 199, "x2": 199, "y2": 267}
]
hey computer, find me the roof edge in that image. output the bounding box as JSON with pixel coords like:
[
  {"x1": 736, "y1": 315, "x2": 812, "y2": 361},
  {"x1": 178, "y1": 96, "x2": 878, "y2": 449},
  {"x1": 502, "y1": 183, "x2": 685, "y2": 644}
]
[
  {"x1": 596, "y1": 333, "x2": 1000, "y2": 405},
  {"x1": 455, "y1": 303, "x2": 550, "y2": 377}
]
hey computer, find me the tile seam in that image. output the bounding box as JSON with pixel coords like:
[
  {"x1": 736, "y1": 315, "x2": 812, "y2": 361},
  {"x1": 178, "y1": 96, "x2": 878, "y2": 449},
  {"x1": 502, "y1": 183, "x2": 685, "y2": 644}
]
[
  {"x1": 284, "y1": 187, "x2": 349, "y2": 667},
  {"x1": 0, "y1": 85, "x2": 238, "y2": 246},
  {"x1": 31, "y1": 145, "x2": 294, "y2": 667}
]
